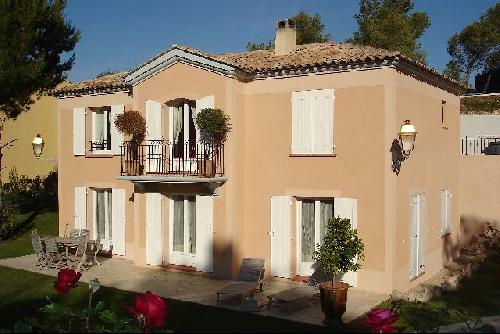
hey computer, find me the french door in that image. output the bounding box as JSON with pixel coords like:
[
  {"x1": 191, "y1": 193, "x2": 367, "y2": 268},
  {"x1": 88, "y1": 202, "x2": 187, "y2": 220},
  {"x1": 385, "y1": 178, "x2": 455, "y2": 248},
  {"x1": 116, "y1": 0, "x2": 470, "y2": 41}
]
[
  {"x1": 169, "y1": 195, "x2": 196, "y2": 267},
  {"x1": 296, "y1": 198, "x2": 333, "y2": 276},
  {"x1": 169, "y1": 102, "x2": 198, "y2": 173},
  {"x1": 93, "y1": 189, "x2": 113, "y2": 251}
]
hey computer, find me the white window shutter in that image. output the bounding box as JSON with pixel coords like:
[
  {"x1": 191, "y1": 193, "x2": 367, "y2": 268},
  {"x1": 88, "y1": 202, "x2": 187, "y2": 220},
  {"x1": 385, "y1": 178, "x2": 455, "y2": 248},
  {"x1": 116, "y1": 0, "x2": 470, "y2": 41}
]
[
  {"x1": 410, "y1": 195, "x2": 419, "y2": 279},
  {"x1": 73, "y1": 107, "x2": 86, "y2": 155},
  {"x1": 313, "y1": 89, "x2": 334, "y2": 154},
  {"x1": 145, "y1": 101, "x2": 162, "y2": 173},
  {"x1": 111, "y1": 189, "x2": 126, "y2": 256},
  {"x1": 270, "y1": 196, "x2": 291, "y2": 278},
  {"x1": 446, "y1": 191, "x2": 452, "y2": 234},
  {"x1": 74, "y1": 187, "x2": 87, "y2": 230},
  {"x1": 418, "y1": 194, "x2": 426, "y2": 275},
  {"x1": 292, "y1": 91, "x2": 311, "y2": 154},
  {"x1": 146, "y1": 100, "x2": 162, "y2": 140},
  {"x1": 146, "y1": 193, "x2": 163, "y2": 265},
  {"x1": 110, "y1": 105, "x2": 125, "y2": 155},
  {"x1": 334, "y1": 197, "x2": 358, "y2": 287},
  {"x1": 196, "y1": 95, "x2": 215, "y2": 114},
  {"x1": 196, "y1": 195, "x2": 214, "y2": 272}
]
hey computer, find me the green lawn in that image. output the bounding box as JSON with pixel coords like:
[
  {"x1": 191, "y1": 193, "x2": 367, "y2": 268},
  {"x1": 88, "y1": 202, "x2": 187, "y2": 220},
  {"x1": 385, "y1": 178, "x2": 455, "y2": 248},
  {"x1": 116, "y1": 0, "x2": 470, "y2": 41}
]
[
  {"x1": 0, "y1": 211, "x2": 58, "y2": 260},
  {"x1": 0, "y1": 266, "x2": 343, "y2": 332}
]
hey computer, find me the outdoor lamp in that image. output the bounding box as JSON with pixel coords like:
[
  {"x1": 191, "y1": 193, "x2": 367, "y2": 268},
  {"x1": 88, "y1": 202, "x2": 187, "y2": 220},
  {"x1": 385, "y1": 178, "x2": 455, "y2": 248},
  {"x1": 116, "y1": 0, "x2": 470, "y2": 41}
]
[
  {"x1": 399, "y1": 120, "x2": 417, "y2": 156},
  {"x1": 32, "y1": 134, "x2": 44, "y2": 158}
]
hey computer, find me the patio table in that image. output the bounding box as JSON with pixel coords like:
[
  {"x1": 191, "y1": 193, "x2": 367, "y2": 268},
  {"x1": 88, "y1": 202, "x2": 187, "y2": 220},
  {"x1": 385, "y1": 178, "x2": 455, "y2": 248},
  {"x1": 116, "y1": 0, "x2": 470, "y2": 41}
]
[{"x1": 41, "y1": 237, "x2": 97, "y2": 268}]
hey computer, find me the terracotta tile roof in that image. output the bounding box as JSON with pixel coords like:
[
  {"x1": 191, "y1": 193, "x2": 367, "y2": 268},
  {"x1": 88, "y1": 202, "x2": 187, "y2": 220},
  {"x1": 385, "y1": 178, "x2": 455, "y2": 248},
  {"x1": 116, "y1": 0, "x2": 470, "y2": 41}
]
[
  {"x1": 53, "y1": 71, "x2": 129, "y2": 96},
  {"x1": 213, "y1": 42, "x2": 399, "y2": 72},
  {"x1": 56, "y1": 42, "x2": 467, "y2": 96}
]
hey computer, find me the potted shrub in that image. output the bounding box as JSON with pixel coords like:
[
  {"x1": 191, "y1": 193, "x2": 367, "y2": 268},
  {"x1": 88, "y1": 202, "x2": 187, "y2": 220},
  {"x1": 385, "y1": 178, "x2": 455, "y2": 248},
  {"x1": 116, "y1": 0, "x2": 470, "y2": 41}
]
[
  {"x1": 313, "y1": 216, "x2": 365, "y2": 322},
  {"x1": 114, "y1": 110, "x2": 146, "y2": 175},
  {"x1": 195, "y1": 108, "x2": 231, "y2": 176}
]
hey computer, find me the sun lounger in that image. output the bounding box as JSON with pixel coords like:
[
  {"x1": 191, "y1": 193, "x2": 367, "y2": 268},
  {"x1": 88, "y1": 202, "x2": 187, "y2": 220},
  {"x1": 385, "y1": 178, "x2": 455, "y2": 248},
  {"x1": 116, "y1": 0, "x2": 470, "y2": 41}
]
[
  {"x1": 267, "y1": 286, "x2": 317, "y2": 312},
  {"x1": 216, "y1": 258, "x2": 265, "y2": 305}
]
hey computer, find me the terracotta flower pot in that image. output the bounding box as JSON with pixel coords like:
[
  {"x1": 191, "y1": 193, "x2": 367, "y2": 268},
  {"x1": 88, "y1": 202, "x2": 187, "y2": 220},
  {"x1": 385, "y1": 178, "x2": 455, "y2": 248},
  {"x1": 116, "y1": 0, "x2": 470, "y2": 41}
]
[{"x1": 319, "y1": 281, "x2": 350, "y2": 322}]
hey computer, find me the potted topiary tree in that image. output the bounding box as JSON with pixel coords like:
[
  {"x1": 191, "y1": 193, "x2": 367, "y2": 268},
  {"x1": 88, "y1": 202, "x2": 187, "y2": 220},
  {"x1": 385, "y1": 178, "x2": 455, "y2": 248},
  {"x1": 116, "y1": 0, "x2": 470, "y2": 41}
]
[
  {"x1": 313, "y1": 216, "x2": 365, "y2": 322},
  {"x1": 195, "y1": 108, "x2": 231, "y2": 176},
  {"x1": 114, "y1": 110, "x2": 146, "y2": 175}
]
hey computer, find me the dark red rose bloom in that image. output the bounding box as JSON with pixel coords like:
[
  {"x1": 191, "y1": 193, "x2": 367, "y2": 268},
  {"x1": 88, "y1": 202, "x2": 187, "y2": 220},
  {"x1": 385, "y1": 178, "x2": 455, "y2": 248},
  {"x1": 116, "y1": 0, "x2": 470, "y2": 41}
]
[
  {"x1": 126, "y1": 291, "x2": 169, "y2": 332},
  {"x1": 365, "y1": 308, "x2": 398, "y2": 333},
  {"x1": 53, "y1": 269, "x2": 82, "y2": 295}
]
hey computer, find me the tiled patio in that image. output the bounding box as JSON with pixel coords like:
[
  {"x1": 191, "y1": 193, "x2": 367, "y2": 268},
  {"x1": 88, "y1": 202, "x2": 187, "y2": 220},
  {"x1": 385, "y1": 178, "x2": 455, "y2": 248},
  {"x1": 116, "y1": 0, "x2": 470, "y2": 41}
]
[{"x1": 0, "y1": 255, "x2": 388, "y2": 326}]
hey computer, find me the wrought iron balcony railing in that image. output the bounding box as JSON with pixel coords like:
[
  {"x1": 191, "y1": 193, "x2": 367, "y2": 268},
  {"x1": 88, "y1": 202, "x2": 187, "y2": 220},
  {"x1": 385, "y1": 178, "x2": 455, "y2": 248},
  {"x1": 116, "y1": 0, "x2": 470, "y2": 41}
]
[
  {"x1": 461, "y1": 136, "x2": 500, "y2": 155},
  {"x1": 89, "y1": 140, "x2": 111, "y2": 151},
  {"x1": 120, "y1": 140, "x2": 225, "y2": 177}
]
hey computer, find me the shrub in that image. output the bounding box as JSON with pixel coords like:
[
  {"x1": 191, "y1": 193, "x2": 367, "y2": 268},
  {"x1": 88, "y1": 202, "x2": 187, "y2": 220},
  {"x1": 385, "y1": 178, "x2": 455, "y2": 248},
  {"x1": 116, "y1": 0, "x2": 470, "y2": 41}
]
[
  {"x1": 195, "y1": 108, "x2": 231, "y2": 144},
  {"x1": 313, "y1": 216, "x2": 365, "y2": 284},
  {"x1": 0, "y1": 201, "x2": 19, "y2": 240},
  {"x1": 3, "y1": 168, "x2": 58, "y2": 213},
  {"x1": 114, "y1": 110, "x2": 146, "y2": 144}
]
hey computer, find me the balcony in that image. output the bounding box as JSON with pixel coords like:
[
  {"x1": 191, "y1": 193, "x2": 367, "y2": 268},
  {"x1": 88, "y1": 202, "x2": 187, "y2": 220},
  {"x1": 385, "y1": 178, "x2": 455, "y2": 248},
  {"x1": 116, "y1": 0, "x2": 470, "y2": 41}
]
[
  {"x1": 461, "y1": 136, "x2": 500, "y2": 155},
  {"x1": 119, "y1": 140, "x2": 225, "y2": 179}
]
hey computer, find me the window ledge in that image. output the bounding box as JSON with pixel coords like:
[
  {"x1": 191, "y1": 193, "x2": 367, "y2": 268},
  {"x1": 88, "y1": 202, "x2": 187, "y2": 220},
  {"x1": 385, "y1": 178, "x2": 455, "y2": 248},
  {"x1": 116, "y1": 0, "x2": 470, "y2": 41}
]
[
  {"x1": 85, "y1": 152, "x2": 114, "y2": 158},
  {"x1": 289, "y1": 153, "x2": 337, "y2": 157}
]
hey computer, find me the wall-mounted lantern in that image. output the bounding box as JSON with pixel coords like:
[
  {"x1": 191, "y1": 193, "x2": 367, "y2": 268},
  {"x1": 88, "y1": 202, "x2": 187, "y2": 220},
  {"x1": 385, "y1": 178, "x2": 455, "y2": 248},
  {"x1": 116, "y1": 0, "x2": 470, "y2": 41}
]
[
  {"x1": 399, "y1": 120, "x2": 417, "y2": 157},
  {"x1": 32, "y1": 134, "x2": 44, "y2": 158}
]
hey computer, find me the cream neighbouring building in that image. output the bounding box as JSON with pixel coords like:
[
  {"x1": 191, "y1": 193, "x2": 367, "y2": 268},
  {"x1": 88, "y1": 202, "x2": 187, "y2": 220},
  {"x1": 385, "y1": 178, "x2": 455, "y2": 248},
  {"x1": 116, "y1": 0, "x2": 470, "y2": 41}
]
[{"x1": 54, "y1": 20, "x2": 467, "y2": 294}]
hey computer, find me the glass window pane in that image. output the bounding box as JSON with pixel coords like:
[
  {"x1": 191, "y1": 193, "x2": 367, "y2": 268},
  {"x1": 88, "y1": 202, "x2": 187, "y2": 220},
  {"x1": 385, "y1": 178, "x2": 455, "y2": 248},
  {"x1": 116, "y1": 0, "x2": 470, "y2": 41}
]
[
  {"x1": 301, "y1": 200, "x2": 315, "y2": 262},
  {"x1": 320, "y1": 200, "x2": 333, "y2": 244},
  {"x1": 173, "y1": 196, "x2": 184, "y2": 252},
  {"x1": 94, "y1": 111, "x2": 105, "y2": 142},
  {"x1": 187, "y1": 196, "x2": 196, "y2": 254},
  {"x1": 105, "y1": 111, "x2": 111, "y2": 150}
]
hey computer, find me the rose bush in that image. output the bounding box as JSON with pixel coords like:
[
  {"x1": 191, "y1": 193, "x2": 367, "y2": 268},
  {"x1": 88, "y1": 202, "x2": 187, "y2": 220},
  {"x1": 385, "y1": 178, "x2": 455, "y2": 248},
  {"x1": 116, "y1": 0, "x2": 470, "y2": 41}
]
[
  {"x1": 54, "y1": 269, "x2": 82, "y2": 295},
  {"x1": 127, "y1": 291, "x2": 170, "y2": 332},
  {"x1": 365, "y1": 308, "x2": 398, "y2": 333}
]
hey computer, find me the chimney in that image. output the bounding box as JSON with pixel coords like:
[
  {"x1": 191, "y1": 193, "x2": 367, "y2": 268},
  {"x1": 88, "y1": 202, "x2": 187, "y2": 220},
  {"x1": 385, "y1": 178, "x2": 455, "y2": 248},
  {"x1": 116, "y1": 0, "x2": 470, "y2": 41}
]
[{"x1": 274, "y1": 19, "x2": 296, "y2": 56}]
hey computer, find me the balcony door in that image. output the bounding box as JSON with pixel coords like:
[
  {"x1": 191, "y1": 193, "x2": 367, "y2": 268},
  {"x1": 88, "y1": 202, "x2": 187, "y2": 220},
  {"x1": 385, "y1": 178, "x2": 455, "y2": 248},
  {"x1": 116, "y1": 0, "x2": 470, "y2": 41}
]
[
  {"x1": 169, "y1": 101, "x2": 198, "y2": 173},
  {"x1": 169, "y1": 196, "x2": 196, "y2": 267}
]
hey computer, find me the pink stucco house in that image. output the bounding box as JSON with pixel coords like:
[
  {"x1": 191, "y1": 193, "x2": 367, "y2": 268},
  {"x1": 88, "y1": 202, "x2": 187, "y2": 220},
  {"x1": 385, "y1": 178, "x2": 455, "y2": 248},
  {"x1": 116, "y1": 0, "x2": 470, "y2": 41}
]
[{"x1": 54, "y1": 20, "x2": 466, "y2": 294}]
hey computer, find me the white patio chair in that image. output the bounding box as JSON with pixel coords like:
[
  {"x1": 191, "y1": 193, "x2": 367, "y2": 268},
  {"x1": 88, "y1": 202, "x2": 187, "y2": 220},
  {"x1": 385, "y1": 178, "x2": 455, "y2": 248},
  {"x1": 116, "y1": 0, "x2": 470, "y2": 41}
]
[
  {"x1": 45, "y1": 237, "x2": 66, "y2": 269},
  {"x1": 31, "y1": 229, "x2": 47, "y2": 269}
]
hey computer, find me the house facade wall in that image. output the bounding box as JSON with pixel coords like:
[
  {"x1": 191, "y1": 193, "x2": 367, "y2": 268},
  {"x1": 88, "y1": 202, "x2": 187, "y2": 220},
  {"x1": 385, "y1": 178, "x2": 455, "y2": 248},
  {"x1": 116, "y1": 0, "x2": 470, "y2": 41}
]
[
  {"x1": 460, "y1": 156, "x2": 500, "y2": 246},
  {"x1": 57, "y1": 62, "x2": 461, "y2": 294},
  {"x1": 2, "y1": 95, "x2": 58, "y2": 182},
  {"x1": 392, "y1": 72, "x2": 460, "y2": 292}
]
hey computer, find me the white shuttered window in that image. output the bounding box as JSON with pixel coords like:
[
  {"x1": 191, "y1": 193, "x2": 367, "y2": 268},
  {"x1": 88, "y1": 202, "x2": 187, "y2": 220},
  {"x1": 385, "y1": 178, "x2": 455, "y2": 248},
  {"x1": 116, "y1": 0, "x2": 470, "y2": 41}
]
[
  {"x1": 440, "y1": 190, "x2": 452, "y2": 236},
  {"x1": 292, "y1": 89, "x2": 334, "y2": 154}
]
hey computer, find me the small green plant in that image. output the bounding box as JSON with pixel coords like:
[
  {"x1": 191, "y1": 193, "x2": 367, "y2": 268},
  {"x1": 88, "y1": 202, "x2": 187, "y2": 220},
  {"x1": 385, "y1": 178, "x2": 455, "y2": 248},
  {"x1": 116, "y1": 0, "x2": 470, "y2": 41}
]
[
  {"x1": 313, "y1": 216, "x2": 365, "y2": 285},
  {"x1": 195, "y1": 108, "x2": 231, "y2": 144}
]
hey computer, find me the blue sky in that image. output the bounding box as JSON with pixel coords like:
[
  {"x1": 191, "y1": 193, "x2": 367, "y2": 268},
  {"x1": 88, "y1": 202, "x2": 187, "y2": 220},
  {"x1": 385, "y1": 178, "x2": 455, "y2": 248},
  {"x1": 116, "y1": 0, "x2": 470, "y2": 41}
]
[{"x1": 65, "y1": 0, "x2": 498, "y2": 85}]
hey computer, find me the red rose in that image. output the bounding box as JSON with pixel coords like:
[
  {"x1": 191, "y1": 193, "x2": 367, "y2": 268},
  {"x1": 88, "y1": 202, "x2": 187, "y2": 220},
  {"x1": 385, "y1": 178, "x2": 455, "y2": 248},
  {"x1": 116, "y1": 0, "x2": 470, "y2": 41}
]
[
  {"x1": 365, "y1": 308, "x2": 398, "y2": 333},
  {"x1": 53, "y1": 268, "x2": 82, "y2": 295},
  {"x1": 126, "y1": 291, "x2": 169, "y2": 332}
]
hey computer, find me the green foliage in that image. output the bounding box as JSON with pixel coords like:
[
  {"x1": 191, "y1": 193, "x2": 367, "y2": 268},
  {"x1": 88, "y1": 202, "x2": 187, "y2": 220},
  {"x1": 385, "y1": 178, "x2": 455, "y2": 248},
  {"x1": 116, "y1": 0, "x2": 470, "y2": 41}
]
[
  {"x1": 446, "y1": 3, "x2": 500, "y2": 85},
  {"x1": 293, "y1": 11, "x2": 331, "y2": 45},
  {"x1": 246, "y1": 11, "x2": 330, "y2": 51},
  {"x1": 3, "y1": 168, "x2": 58, "y2": 214},
  {"x1": 313, "y1": 217, "x2": 365, "y2": 282},
  {"x1": 0, "y1": 201, "x2": 19, "y2": 241},
  {"x1": 461, "y1": 95, "x2": 500, "y2": 114},
  {"x1": 95, "y1": 70, "x2": 118, "y2": 78},
  {"x1": 247, "y1": 41, "x2": 273, "y2": 51},
  {"x1": 349, "y1": 0, "x2": 430, "y2": 63},
  {"x1": 0, "y1": 0, "x2": 80, "y2": 119},
  {"x1": 443, "y1": 60, "x2": 463, "y2": 82},
  {"x1": 195, "y1": 108, "x2": 232, "y2": 144}
]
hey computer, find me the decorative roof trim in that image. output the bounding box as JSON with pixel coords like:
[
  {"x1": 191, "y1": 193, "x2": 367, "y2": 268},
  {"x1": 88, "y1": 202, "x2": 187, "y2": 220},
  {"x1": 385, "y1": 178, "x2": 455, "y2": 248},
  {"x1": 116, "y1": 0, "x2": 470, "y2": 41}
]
[
  {"x1": 125, "y1": 46, "x2": 238, "y2": 85},
  {"x1": 52, "y1": 86, "x2": 130, "y2": 98}
]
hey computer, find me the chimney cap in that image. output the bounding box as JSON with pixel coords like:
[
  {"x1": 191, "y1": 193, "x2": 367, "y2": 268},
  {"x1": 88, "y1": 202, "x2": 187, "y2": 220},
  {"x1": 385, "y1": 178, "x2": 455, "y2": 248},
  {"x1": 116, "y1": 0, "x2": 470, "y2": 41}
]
[{"x1": 277, "y1": 19, "x2": 295, "y2": 29}]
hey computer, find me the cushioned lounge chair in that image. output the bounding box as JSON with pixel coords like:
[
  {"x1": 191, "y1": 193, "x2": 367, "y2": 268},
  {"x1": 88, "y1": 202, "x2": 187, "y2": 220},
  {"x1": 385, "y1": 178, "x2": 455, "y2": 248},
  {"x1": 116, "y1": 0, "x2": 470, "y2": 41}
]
[{"x1": 216, "y1": 258, "x2": 265, "y2": 305}]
